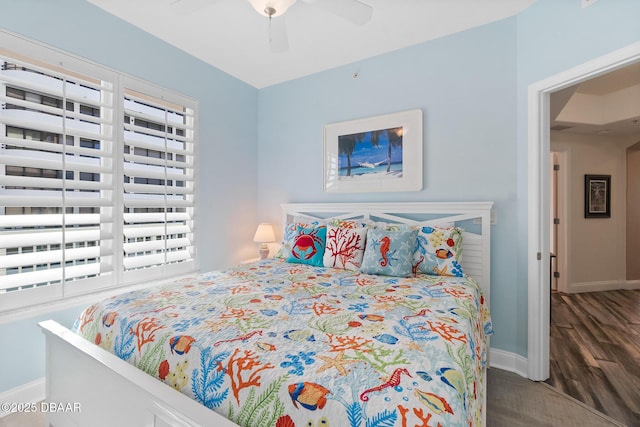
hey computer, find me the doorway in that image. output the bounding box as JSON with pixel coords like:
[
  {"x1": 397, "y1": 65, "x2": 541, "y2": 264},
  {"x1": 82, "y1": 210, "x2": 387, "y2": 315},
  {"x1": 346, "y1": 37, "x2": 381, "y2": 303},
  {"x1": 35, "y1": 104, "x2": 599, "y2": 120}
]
[{"x1": 527, "y1": 42, "x2": 640, "y2": 381}]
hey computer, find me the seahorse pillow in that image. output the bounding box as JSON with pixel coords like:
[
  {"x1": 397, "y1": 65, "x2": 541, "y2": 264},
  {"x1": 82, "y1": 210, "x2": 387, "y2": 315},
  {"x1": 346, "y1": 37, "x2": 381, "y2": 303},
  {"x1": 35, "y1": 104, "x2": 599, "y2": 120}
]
[
  {"x1": 360, "y1": 228, "x2": 418, "y2": 277},
  {"x1": 286, "y1": 225, "x2": 327, "y2": 267},
  {"x1": 412, "y1": 226, "x2": 464, "y2": 277},
  {"x1": 364, "y1": 220, "x2": 411, "y2": 231},
  {"x1": 323, "y1": 226, "x2": 367, "y2": 271}
]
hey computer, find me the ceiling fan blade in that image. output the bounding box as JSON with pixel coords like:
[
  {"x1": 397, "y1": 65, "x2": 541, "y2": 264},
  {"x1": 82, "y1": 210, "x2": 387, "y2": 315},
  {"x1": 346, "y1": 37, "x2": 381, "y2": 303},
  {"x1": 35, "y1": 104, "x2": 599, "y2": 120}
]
[
  {"x1": 306, "y1": 0, "x2": 373, "y2": 25},
  {"x1": 268, "y1": 15, "x2": 289, "y2": 53}
]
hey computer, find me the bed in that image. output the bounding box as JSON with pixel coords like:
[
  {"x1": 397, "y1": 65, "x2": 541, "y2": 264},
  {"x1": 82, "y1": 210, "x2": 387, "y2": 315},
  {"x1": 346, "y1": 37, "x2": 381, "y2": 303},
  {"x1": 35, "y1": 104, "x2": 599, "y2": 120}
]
[{"x1": 39, "y1": 202, "x2": 493, "y2": 427}]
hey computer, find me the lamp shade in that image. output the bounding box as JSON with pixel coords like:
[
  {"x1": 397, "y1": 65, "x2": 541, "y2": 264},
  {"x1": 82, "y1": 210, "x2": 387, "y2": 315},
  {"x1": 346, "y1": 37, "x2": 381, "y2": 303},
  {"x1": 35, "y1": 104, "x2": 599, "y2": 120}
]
[
  {"x1": 248, "y1": 0, "x2": 296, "y2": 17},
  {"x1": 253, "y1": 223, "x2": 276, "y2": 243}
]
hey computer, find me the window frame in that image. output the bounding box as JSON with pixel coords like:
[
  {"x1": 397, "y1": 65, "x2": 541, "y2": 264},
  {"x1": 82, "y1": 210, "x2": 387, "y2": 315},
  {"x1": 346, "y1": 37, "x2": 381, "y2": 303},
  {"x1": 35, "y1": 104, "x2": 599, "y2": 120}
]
[{"x1": 0, "y1": 30, "x2": 199, "y2": 318}]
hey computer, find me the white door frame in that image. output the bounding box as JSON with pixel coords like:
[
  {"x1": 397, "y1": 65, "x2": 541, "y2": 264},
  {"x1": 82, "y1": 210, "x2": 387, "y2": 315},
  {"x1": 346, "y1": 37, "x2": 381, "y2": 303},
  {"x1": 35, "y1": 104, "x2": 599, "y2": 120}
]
[
  {"x1": 550, "y1": 150, "x2": 568, "y2": 293},
  {"x1": 527, "y1": 41, "x2": 640, "y2": 381}
]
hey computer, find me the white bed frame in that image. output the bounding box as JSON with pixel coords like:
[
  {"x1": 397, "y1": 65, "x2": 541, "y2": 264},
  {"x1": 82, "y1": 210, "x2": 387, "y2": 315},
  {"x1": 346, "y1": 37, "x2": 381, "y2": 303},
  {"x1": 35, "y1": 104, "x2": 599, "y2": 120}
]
[{"x1": 39, "y1": 202, "x2": 493, "y2": 427}]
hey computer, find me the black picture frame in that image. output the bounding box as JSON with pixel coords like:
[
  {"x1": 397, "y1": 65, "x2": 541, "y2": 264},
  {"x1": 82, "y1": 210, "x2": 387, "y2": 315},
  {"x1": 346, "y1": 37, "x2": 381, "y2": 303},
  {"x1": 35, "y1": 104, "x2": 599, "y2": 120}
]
[{"x1": 584, "y1": 174, "x2": 610, "y2": 218}]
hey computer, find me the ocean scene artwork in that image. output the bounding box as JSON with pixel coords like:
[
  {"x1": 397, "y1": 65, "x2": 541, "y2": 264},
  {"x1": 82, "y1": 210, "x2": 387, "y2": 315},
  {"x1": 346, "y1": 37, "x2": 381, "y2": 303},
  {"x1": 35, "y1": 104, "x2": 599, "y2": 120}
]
[{"x1": 338, "y1": 126, "x2": 403, "y2": 181}]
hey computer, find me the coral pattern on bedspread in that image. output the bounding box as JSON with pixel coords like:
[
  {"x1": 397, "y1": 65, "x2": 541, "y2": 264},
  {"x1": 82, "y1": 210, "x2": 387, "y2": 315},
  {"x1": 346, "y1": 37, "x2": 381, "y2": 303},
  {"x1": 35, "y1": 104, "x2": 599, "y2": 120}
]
[{"x1": 74, "y1": 258, "x2": 492, "y2": 427}]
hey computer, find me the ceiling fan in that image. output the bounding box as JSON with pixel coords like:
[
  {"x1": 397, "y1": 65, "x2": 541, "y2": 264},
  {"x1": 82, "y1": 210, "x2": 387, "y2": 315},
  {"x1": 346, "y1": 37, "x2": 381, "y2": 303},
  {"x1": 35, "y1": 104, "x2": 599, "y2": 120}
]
[
  {"x1": 251, "y1": 0, "x2": 373, "y2": 52},
  {"x1": 171, "y1": 0, "x2": 373, "y2": 53}
]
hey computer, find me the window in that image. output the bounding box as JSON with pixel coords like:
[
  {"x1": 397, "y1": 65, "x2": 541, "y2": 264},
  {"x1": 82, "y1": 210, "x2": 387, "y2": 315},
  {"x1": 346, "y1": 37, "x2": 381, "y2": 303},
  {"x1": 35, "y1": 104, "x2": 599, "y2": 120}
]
[
  {"x1": 120, "y1": 84, "x2": 196, "y2": 283},
  {"x1": 0, "y1": 37, "x2": 197, "y2": 312}
]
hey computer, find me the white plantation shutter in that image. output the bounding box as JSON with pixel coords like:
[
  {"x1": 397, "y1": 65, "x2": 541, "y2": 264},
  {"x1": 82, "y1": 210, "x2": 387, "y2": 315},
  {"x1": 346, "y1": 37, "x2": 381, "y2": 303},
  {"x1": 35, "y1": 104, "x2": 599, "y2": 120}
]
[
  {"x1": 0, "y1": 37, "x2": 197, "y2": 312},
  {"x1": 121, "y1": 84, "x2": 196, "y2": 282},
  {"x1": 0, "y1": 51, "x2": 115, "y2": 304}
]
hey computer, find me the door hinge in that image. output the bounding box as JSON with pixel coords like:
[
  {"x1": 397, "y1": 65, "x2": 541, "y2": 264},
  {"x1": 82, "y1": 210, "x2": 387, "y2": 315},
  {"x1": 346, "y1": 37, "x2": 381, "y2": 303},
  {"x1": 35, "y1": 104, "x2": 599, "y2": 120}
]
[
  {"x1": 553, "y1": 164, "x2": 560, "y2": 171},
  {"x1": 554, "y1": 217, "x2": 560, "y2": 225},
  {"x1": 553, "y1": 271, "x2": 560, "y2": 278},
  {"x1": 537, "y1": 252, "x2": 541, "y2": 260}
]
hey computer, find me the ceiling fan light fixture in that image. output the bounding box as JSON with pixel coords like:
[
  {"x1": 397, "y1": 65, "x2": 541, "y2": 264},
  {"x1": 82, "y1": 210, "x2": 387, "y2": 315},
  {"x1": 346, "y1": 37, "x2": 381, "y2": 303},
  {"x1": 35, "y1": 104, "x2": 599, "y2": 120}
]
[{"x1": 249, "y1": 0, "x2": 296, "y2": 17}]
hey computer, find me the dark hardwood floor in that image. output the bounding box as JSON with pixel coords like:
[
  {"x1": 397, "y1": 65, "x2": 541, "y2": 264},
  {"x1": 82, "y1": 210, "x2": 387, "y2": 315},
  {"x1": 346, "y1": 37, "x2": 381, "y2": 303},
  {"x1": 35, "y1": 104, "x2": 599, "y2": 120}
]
[{"x1": 546, "y1": 289, "x2": 640, "y2": 427}]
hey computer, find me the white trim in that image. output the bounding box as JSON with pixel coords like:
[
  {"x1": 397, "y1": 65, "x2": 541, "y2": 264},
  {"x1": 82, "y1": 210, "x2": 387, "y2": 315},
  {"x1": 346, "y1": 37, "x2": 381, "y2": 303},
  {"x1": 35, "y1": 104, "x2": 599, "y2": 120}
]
[
  {"x1": 552, "y1": 149, "x2": 569, "y2": 293},
  {"x1": 489, "y1": 348, "x2": 528, "y2": 379},
  {"x1": 0, "y1": 29, "x2": 199, "y2": 313},
  {"x1": 39, "y1": 320, "x2": 237, "y2": 427},
  {"x1": 568, "y1": 279, "x2": 640, "y2": 293},
  {"x1": 0, "y1": 272, "x2": 192, "y2": 325},
  {"x1": 0, "y1": 377, "x2": 45, "y2": 418},
  {"x1": 527, "y1": 41, "x2": 640, "y2": 381}
]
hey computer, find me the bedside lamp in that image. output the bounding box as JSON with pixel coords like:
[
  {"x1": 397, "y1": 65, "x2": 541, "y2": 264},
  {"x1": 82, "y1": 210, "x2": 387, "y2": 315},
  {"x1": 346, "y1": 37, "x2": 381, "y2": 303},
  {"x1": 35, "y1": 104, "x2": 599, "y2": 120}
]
[{"x1": 253, "y1": 223, "x2": 276, "y2": 259}]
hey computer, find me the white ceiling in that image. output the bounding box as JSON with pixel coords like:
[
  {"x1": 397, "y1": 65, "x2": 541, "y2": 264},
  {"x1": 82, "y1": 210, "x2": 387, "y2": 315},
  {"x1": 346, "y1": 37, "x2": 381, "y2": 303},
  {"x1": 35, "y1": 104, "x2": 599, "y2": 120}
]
[
  {"x1": 551, "y1": 62, "x2": 640, "y2": 138},
  {"x1": 85, "y1": 0, "x2": 640, "y2": 138},
  {"x1": 577, "y1": 62, "x2": 640, "y2": 96},
  {"x1": 86, "y1": 0, "x2": 536, "y2": 88}
]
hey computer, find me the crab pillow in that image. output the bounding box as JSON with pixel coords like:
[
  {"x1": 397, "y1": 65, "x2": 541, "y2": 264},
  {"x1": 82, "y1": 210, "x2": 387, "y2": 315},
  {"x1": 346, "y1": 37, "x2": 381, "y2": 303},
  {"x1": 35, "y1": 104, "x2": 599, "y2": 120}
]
[
  {"x1": 412, "y1": 225, "x2": 464, "y2": 277},
  {"x1": 286, "y1": 225, "x2": 327, "y2": 267},
  {"x1": 276, "y1": 216, "x2": 326, "y2": 258},
  {"x1": 323, "y1": 226, "x2": 367, "y2": 271}
]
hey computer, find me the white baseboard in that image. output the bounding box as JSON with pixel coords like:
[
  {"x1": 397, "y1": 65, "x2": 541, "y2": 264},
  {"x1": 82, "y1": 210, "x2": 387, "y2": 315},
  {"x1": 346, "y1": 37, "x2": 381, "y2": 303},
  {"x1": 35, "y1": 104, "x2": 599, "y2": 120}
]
[
  {"x1": 0, "y1": 377, "x2": 45, "y2": 418},
  {"x1": 568, "y1": 279, "x2": 640, "y2": 293},
  {"x1": 489, "y1": 348, "x2": 529, "y2": 378}
]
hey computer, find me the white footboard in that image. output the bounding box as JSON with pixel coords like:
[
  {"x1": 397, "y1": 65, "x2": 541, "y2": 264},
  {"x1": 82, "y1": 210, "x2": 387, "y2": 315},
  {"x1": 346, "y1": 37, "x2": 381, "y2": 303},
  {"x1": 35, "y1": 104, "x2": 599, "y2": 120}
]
[{"x1": 39, "y1": 320, "x2": 238, "y2": 427}]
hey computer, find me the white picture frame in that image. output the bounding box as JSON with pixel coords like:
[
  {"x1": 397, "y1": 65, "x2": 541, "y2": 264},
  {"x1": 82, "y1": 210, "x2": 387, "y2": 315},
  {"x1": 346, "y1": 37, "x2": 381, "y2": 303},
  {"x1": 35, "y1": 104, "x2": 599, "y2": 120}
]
[{"x1": 323, "y1": 109, "x2": 423, "y2": 193}]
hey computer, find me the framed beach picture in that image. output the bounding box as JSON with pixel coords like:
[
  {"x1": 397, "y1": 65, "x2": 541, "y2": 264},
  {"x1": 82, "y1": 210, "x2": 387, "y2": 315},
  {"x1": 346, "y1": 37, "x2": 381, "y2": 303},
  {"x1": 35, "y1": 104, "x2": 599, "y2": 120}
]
[
  {"x1": 323, "y1": 109, "x2": 423, "y2": 193},
  {"x1": 584, "y1": 174, "x2": 610, "y2": 218}
]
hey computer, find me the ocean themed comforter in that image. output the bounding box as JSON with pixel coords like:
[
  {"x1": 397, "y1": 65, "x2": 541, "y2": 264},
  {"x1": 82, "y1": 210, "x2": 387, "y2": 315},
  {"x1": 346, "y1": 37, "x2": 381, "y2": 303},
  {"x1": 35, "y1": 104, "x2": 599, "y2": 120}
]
[{"x1": 74, "y1": 258, "x2": 492, "y2": 427}]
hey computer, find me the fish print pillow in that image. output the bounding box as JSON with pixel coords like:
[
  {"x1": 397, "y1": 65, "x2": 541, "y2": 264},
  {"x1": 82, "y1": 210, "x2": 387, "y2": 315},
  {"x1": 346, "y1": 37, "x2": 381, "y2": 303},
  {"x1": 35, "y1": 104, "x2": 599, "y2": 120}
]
[
  {"x1": 276, "y1": 222, "x2": 298, "y2": 258},
  {"x1": 413, "y1": 225, "x2": 464, "y2": 277},
  {"x1": 286, "y1": 225, "x2": 327, "y2": 267},
  {"x1": 360, "y1": 228, "x2": 418, "y2": 277},
  {"x1": 323, "y1": 226, "x2": 367, "y2": 271}
]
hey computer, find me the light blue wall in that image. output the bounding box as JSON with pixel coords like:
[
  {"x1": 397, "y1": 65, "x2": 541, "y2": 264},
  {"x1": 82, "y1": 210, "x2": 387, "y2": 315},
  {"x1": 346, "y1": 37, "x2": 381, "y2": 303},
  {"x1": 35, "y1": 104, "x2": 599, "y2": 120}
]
[
  {"x1": 2, "y1": 0, "x2": 640, "y2": 397},
  {"x1": 0, "y1": 0, "x2": 259, "y2": 271},
  {"x1": 0, "y1": 0, "x2": 258, "y2": 393},
  {"x1": 514, "y1": 0, "x2": 640, "y2": 354},
  {"x1": 257, "y1": 0, "x2": 640, "y2": 359},
  {"x1": 0, "y1": 307, "x2": 82, "y2": 392},
  {"x1": 258, "y1": 19, "x2": 521, "y2": 353}
]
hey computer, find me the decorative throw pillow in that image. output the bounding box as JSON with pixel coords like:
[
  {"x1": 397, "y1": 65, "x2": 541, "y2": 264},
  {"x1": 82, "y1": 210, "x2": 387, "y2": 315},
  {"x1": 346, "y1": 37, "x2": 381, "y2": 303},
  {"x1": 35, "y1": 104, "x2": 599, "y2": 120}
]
[
  {"x1": 323, "y1": 226, "x2": 367, "y2": 271},
  {"x1": 276, "y1": 216, "x2": 325, "y2": 258},
  {"x1": 360, "y1": 228, "x2": 418, "y2": 277},
  {"x1": 413, "y1": 226, "x2": 464, "y2": 277},
  {"x1": 286, "y1": 225, "x2": 327, "y2": 267},
  {"x1": 276, "y1": 222, "x2": 298, "y2": 258},
  {"x1": 328, "y1": 219, "x2": 367, "y2": 229},
  {"x1": 364, "y1": 220, "x2": 410, "y2": 231}
]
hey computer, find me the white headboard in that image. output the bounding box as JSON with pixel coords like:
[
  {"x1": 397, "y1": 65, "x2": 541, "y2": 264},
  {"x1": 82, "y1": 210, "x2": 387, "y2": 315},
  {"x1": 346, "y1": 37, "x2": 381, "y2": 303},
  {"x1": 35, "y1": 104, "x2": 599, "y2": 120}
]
[{"x1": 281, "y1": 202, "x2": 493, "y2": 303}]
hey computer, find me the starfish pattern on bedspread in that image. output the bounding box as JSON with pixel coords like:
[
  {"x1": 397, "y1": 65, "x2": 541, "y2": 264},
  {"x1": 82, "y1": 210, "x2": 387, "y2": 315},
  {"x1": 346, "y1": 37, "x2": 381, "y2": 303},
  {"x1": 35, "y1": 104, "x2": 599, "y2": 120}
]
[{"x1": 74, "y1": 258, "x2": 492, "y2": 427}]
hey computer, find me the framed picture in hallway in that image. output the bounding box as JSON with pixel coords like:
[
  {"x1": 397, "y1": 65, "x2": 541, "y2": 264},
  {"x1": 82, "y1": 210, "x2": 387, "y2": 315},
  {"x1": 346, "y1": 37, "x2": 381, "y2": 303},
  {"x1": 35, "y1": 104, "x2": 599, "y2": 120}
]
[{"x1": 584, "y1": 174, "x2": 610, "y2": 218}]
